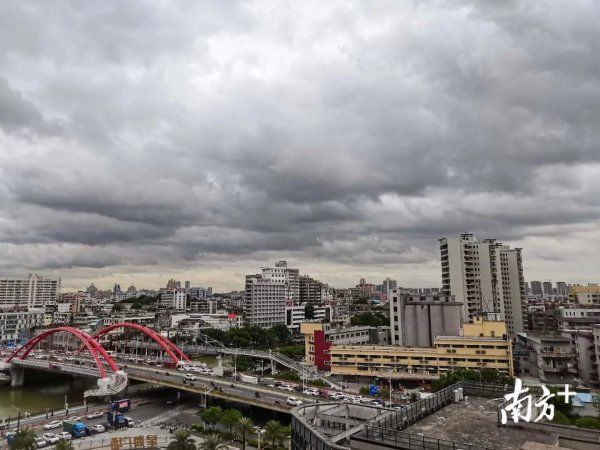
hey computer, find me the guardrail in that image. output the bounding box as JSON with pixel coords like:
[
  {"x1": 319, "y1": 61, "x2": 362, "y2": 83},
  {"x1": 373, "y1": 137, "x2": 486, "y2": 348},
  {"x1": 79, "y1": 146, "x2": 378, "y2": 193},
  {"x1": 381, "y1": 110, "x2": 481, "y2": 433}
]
[{"x1": 361, "y1": 427, "x2": 492, "y2": 450}]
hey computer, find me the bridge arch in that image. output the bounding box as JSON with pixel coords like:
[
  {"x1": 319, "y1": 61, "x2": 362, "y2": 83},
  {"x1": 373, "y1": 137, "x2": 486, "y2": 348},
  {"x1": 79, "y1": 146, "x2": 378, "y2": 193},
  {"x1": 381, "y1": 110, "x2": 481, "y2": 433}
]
[
  {"x1": 6, "y1": 326, "x2": 119, "y2": 378},
  {"x1": 90, "y1": 322, "x2": 189, "y2": 364}
]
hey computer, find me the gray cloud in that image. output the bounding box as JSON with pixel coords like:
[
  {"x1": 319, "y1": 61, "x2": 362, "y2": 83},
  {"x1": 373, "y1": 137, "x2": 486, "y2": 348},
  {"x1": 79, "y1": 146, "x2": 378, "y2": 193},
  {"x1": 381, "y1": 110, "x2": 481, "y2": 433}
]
[{"x1": 1, "y1": 0, "x2": 600, "y2": 290}]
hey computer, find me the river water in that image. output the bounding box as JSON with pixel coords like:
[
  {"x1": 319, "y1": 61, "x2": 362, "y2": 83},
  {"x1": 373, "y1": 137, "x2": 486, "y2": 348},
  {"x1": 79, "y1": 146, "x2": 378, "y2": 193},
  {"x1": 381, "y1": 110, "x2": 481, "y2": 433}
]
[{"x1": 0, "y1": 372, "x2": 96, "y2": 420}]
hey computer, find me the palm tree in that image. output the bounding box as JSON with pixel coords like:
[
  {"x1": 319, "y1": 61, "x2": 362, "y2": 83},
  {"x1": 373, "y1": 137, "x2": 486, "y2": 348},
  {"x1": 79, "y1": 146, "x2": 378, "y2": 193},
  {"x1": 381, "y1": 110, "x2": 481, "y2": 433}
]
[
  {"x1": 199, "y1": 434, "x2": 228, "y2": 450},
  {"x1": 11, "y1": 427, "x2": 37, "y2": 450},
  {"x1": 263, "y1": 420, "x2": 289, "y2": 449},
  {"x1": 167, "y1": 429, "x2": 197, "y2": 450},
  {"x1": 55, "y1": 440, "x2": 74, "y2": 450},
  {"x1": 235, "y1": 417, "x2": 254, "y2": 450}
]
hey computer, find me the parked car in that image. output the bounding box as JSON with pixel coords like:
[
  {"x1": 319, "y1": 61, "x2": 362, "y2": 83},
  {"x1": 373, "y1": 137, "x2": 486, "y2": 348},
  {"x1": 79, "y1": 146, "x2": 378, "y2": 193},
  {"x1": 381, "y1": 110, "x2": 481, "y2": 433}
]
[
  {"x1": 86, "y1": 411, "x2": 103, "y2": 420},
  {"x1": 90, "y1": 424, "x2": 106, "y2": 434},
  {"x1": 56, "y1": 432, "x2": 72, "y2": 441},
  {"x1": 43, "y1": 434, "x2": 60, "y2": 444},
  {"x1": 43, "y1": 420, "x2": 63, "y2": 430},
  {"x1": 35, "y1": 438, "x2": 47, "y2": 448}
]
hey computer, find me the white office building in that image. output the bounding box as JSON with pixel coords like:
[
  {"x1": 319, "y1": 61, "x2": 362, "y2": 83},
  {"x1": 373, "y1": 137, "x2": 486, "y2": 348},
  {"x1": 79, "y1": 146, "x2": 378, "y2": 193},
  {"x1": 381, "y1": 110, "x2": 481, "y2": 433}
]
[
  {"x1": 0, "y1": 274, "x2": 61, "y2": 309},
  {"x1": 159, "y1": 289, "x2": 187, "y2": 311},
  {"x1": 285, "y1": 304, "x2": 331, "y2": 331},
  {"x1": 245, "y1": 260, "x2": 300, "y2": 328},
  {"x1": 439, "y1": 233, "x2": 526, "y2": 336}
]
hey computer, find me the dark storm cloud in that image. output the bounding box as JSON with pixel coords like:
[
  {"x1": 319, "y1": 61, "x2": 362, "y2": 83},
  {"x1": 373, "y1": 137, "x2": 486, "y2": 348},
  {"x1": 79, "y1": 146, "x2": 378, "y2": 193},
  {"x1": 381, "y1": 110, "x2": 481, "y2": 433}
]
[{"x1": 1, "y1": 0, "x2": 600, "y2": 287}]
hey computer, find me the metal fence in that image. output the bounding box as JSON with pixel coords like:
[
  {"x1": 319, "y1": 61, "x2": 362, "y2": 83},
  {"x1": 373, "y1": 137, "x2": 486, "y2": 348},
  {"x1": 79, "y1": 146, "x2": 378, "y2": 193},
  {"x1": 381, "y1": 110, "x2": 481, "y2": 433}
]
[{"x1": 361, "y1": 427, "x2": 492, "y2": 450}]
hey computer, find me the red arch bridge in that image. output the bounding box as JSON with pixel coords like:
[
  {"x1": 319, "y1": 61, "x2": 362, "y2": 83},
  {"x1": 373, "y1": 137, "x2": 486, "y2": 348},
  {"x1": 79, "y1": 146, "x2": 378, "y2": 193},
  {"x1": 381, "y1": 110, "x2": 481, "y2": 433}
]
[{"x1": 0, "y1": 323, "x2": 190, "y2": 397}]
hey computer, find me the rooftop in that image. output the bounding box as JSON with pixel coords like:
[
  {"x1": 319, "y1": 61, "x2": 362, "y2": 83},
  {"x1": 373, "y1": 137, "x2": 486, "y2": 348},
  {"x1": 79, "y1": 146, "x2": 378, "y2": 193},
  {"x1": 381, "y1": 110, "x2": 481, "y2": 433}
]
[{"x1": 405, "y1": 397, "x2": 557, "y2": 449}]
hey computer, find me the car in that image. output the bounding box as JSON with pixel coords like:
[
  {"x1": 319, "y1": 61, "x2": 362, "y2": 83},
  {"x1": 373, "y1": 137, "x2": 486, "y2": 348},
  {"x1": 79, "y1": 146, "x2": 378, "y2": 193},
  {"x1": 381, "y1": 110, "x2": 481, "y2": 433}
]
[
  {"x1": 56, "y1": 432, "x2": 72, "y2": 441},
  {"x1": 86, "y1": 411, "x2": 104, "y2": 420},
  {"x1": 90, "y1": 424, "x2": 106, "y2": 434},
  {"x1": 43, "y1": 434, "x2": 60, "y2": 444},
  {"x1": 286, "y1": 397, "x2": 303, "y2": 406},
  {"x1": 184, "y1": 374, "x2": 197, "y2": 381},
  {"x1": 68, "y1": 416, "x2": 82, "y2": 422},
  {"x1": 35, "y1": 438, "x2": 47, "y2": 448},
  {"x1": 123, "y1": 417, "x2": 135, "y2": 428},
  {"x1": 43, "y1": 420, "x2": 63, "y2": 430}
]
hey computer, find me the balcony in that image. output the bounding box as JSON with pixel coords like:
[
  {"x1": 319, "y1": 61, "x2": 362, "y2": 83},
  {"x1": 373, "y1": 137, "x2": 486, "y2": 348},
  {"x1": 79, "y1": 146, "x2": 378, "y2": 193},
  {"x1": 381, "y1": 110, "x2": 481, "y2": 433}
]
[{"x1": 540, "y1": 351, "x2": 576, "y2": 358}]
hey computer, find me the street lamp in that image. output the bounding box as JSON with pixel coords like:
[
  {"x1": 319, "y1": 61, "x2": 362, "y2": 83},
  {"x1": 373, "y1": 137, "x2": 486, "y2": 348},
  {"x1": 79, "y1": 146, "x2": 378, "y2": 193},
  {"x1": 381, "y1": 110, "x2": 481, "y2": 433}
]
[{"x1": 257, "y1": 428, "x2": 265, "y2": 450}]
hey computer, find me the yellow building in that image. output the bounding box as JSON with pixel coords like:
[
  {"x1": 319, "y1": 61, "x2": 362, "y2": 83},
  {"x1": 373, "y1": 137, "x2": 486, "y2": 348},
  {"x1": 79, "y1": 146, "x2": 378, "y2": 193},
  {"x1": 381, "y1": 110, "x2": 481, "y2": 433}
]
[
  {"x1": 327, "y1": 318, "x2": 513, "y2": 380},
  {"x1": 570, "y1": 285, "x2": 600, "y2": 305}
]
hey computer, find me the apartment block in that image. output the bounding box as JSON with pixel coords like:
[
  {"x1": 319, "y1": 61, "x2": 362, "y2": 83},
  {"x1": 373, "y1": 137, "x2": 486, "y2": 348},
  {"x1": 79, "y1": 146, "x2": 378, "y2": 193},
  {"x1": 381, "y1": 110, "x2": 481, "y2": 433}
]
[
  {"x1": 245, "y1": 260, "x2": 299, "y2": 328},
  {"x1": 570, "y1": 285, "x2": 600, "y2": 306},
  {"x1": 159, "y1": 289, "x2": 187, "y2": 311},
  {"x1": 0, "y1": 308, "x2": 45, "y2": 344},
  {"x1": 0, "y1": 274, "x2": 61, "y2": 308},
  {"x1": 439, "y1": 233, "x2": 526, "y2": 336},
  {"x1": 327, "y1": 318, "x2": 512, "y2": 380},
  {"x1": 514, "y1": 333, "x2": 577, "y2": 385},
  {"x1": 389, "y1": 289, "x2": 462, "y2": 347}
]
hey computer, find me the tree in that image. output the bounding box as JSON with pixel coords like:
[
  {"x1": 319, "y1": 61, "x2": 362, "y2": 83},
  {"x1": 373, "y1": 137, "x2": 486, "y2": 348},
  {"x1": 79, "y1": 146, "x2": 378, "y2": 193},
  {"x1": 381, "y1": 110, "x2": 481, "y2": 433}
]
[
  {"x1": 350, "y1": 312, "x2": 388, "y2": 327},
  {"x1": 270, "y1": 324, "x2": 291, "y2": 345},
  {"x1": 167, "y1": 430, "x2": 197, "y2": 450},
  {"x1": 112, "y1": 303, "x2": 124, "y2": 313},
  {"x1": 11, "y1": 428, "x2": 37, "y2": 450},
  {"x1": 304, "y1": 303, "x2": 315, "y2": 320},
  {"x1": 201, "y1": 406, "x2": 223, "y2": 431},
  {"x1": 263, "y1": 420, "x2": 289, "y2": 448},
  {"x1": 220, "y1": 409, "x2": 242, "y2": 434},
  {"x1": 55, "y1": 441, "x2": 74, "y2": 450},
  {"x1": 199, "y1": 434, "x2": 228, "y2": 450},
  {"x1": 236, "y1": 417, "x2": 254, "y2": 450},
  {"x1": 592, "y1": 392, "x2": 600, "y2": 415}
]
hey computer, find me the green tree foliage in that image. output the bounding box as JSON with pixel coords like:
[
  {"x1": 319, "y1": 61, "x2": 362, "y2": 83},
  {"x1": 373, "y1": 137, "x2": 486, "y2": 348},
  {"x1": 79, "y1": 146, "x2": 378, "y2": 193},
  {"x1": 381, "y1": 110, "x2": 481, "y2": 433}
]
[
  {"x1": 220, "y1": 409, "x2": 242, "y2": 433},
  {"x1": 55, "y1": 441, "x2": 74, "y2": 450},
  {"x1": 548, "y1": 387, "x2": 573, "y2": 418},
  {"x1": 201, "y1": 406, "x2": 223, "y2": 430},
  {"x1": 552, "y1": 410, "x2": 572, "y2": 425},
  {"x1": 276, "y1": 345, "x2": 305, "y2": 359},
  {"x1": 575, "y1": 417, "x2": 600, "y2": 430},
  {"x1": 201, "y1": 326, "x2": 291, "y2": 349},
  {"x1": 431, "y1": 368, "x2": 513, "y2": 391},
  {"x1": 263, "y1": 420, "x2": 290, "y2": 448},
  {"x1": 304, "y1": 303, "x2": 315, "y2": 320},
  {"x1": 11, "y1": 427, "x2": 37, "y2": 450},
  {"x1": 350, "y1": 312, "x2": 388, "y2": 327},
  {"x1": 275, "y1": 371, "x2": 300, "y2": 382},
  {"x1": 235, "y1": 417, "x2": 254, "y2": 450},
  {"x1": 199, "y1": 434, "x2": 228, "y2": 450},
  {"x1": 111, "y1": 303, "x2": 125, "y2": 313},
  {"x1": 592, "y1": 393, "x2": 600, "y2": 415},
  {"x1": 167, "y1": 430, "x2": 197, "y2": 450},
  {"x1": 122, "y1": 295, "x2": 158, "y2": 310}
]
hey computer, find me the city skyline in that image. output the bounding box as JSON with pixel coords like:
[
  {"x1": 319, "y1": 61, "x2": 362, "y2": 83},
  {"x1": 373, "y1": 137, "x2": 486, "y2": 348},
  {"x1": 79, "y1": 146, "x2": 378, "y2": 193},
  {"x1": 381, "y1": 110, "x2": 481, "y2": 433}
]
[{"x1": 2, "y1": 1, "x2": 600, "y2": 290}]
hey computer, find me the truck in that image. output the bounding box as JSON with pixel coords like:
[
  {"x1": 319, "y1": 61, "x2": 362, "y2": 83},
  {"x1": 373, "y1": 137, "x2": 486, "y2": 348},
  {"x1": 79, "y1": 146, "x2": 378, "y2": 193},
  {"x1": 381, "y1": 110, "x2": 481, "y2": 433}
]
[
  {"x1": 239, "y1": 374, "x2": 259, "y2": 385},
  {"x1": 106, "y1": 412, "x2": 135, "y2": 429},
  {"x1": 63, "y1": 421, "x2": 90, "y2": 438},
  {"x1": 110, "y1": 398, "x2": 131, "y2": 413}
]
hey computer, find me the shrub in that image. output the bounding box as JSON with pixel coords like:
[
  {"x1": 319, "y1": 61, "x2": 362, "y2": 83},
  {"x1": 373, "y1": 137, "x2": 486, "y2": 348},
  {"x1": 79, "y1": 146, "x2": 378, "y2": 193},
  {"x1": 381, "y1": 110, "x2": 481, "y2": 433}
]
[
  {"x1": 552, "y1": 410, "x2": 572, "y2": 425},
  {"x1": 575, "y1": 417, "x2": 600, "y2": 430}
]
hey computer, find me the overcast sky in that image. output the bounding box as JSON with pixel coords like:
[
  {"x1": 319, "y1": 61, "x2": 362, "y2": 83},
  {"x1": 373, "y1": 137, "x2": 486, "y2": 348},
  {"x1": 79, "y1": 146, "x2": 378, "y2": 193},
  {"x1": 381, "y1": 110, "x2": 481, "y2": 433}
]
[{"x1": 1, "y1": 1, "x2": 599, "y2": 291}]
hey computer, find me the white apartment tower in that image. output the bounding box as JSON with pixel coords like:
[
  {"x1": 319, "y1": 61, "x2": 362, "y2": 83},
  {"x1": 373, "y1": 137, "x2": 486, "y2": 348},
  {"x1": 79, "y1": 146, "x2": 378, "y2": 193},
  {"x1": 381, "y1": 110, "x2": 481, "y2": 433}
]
[
  {"x1": 245, "y1": 260, "x2": 299, "y2": 328},
  {"x1": 439, "y1": 233, "x2": 526, "y2": 336},
  {"x1": 0, "y1": 274, "x2": 61, "y2": 309}
]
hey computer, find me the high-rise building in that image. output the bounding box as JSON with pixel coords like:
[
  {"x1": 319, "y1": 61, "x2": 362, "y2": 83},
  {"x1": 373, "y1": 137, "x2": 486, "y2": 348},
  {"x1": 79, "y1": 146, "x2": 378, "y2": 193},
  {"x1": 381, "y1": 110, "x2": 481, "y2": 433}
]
[
  {"x1": 542, "y1": 281, "x2": 554, "y2": 295},
  {"x1": 389, "y1": 289, "x2": 462, "y2": 347},
  {"x1": 159, "y1": 289, "x2": 187, "y2": 311},
  {"x1": 299, "y1": 276, "x2": 325, "y2": 304},
  {"x1": 0, "y1": 274, "x2": 61, "y2": 309},
  {"x1": 245, "y1": 260, "x2": 299, "y2": 328},
  {"x1": 556, "y1": 281, "x2": 569, "y2": 296},
  {"x1": 184, "y1": 280, "x2": 191, "y2": 290},
  {"x1": 530, "y1": 281, "x2": 543, "y2": 296},
  {"x1": 439, "y1": 233, "x2": 526, "y2": 336}
]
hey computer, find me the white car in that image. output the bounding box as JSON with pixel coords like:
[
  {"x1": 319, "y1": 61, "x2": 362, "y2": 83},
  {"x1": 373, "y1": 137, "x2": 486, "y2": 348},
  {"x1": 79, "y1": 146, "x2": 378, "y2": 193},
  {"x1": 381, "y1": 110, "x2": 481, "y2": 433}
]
[
  {"x1": 184, "y1": 374, "x2": 197, "y2": 381},
  {"x1": 35, "y1": 438, "x2": 47, "y2": 448},
  {"x1": 43, "y1": 434, "x2": 60, "y2": 444},
  {"x1": 91, "y1": 424, "x2": 106, "y2": 434},
  {"x1": 56, "y1": 432, "x2": 72, "y2": 441},
  {"x1": 68, "y1": 416, "x2": 82, "y2": 422},
  {"x1": 43, "y1": 420, "x2": 63, "y2": 430},
  {"x1": 86, "y1": 411, "x2": 103, "y2": 420},
  {"x1": 286, "y1": 397, "x2": 303, "y2": 406}
]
